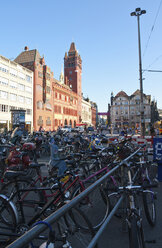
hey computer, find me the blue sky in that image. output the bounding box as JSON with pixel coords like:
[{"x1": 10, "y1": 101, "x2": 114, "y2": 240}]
[{"x1": 1, "y1": 0, "x2": 162, "y2": 112}]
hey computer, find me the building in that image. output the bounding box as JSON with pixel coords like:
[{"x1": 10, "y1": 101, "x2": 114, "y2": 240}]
[
  {"x1": 15, "y1": 44, "x2": 80, "y2": 131},
  {"x1": 52, "y1": 76, "x2": 78, "y2": 130},
  {"x1": 81, "y1": 97, "x2": 92, "y2": 126},
  {"x1": 15, "y1": 47, "x2": 53, "y2": 131},
  {"x1": 0, "y1": 55, "x2": 33, "y2": 131},
  {"x1": 91, "y1": 101, "x2": 97, "y2": 128},
  {"x1": 14, "y1": 43, "x2": 97, "y2": 131},
  {"x1": 64, "y1": 42, "x2": 82, "y2": 124},
  {"x1": 110, "y1": 90, "x2": 151, "y2": 129}
]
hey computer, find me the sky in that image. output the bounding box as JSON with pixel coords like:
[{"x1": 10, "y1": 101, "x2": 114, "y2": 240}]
[{"x1": 0, "y1": 0, "x2": 162, "y2": 112}]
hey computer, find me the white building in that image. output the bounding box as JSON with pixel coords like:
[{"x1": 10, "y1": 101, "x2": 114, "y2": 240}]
[
  {"x1": 0, "y1": 55, "x2": 33, "y2": 131},
  {"x1": 81, "y1": 98, "x2": 92, "y2": 126},
  {"x1": 111, "y1": 90, "x2": 151, "y2": 129}
]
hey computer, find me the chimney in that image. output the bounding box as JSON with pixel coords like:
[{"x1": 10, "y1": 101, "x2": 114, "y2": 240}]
[{"x1": 24, "y1": 46, "x2": 29, "y2": 51}]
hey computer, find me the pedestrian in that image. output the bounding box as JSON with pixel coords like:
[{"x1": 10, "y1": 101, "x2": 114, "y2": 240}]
[
  {"x1": 150, "y1": 125, "x2": 155, "y2": 136},
  {"x1": 49, "y1": 137, "x2": 67, "y2": 177}
]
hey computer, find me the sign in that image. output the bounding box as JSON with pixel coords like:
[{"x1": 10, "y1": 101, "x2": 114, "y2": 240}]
[
  {"x1": 11, "y1": 110, "x2": 26, "y2": 129},
  {"x1": 153, "y1": 138, "x2": 162, "y2": 162},
  {"x1": 98, "y1": 112, "x2": 110, "y2": 116}
]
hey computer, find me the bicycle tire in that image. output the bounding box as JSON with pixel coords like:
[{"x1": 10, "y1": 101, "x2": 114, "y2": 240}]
[
  {"x1": 0, "y1": 194, "x2": 18, "y2": 229},
  {"x1": 53, "y1": 207, "x2": 97, "y2": 248},
  {"x1": 1, "y1": 179, "x2": 46, "y2": 218},
  {"x1": 70, "y1": 182, "x2": 109, "y2": 230},
  {"x1": 128, "y1": 215, "x2": 145, "y2": 248},
  {"x1": 142, "y1": 180, "x2": 156, "y2": 227},
  {"x1": 106, "y1": 176, "x2": 123, "y2": 218}
]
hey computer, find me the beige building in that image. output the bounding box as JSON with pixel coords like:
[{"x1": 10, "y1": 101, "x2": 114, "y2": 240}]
[
  {"x1": 81, "y1": 98, "x2": 92, "y2": 126},
  {"x1": 0, "y1": 55, "x2": 33, "y2": 131},
  {"x1": 111, "y1": 90, "x2": 151, "y2": 129}
]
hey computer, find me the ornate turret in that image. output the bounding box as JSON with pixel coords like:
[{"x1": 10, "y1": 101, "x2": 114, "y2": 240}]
[{"x1": 59, "y1": 65, "x2": 64, "y2": 84}]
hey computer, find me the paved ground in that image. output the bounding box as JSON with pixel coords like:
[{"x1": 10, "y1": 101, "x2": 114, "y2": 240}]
[
  {"x1": 38, "y1": 156, "x2": 162, "y2": 248},
  {"x1": 98, "y1": 182, "x2": 162, "y2": 248}
]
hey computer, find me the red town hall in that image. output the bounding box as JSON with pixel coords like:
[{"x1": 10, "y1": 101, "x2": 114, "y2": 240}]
[{"x1": 15, "y1": 42, "x2": 95, "y2": 131}]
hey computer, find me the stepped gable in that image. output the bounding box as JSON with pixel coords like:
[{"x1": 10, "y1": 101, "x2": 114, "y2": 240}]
[{"x1": 114, "y1": 90, "x2": 129, "y2": 99}]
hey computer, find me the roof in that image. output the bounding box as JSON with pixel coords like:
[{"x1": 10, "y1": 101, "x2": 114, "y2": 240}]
[
  {"x1": 14, "y1": 49, "x2": 41, "y2": 64},
  {"x1": 115, "y1": 91, "x2": 128, "y2": 99},
  {"x1": 132, "y1": 89, "x2": 140, "y2": 96},
  {"x1": 69, "y1": 42, "x2": 76, "y2": 52}
]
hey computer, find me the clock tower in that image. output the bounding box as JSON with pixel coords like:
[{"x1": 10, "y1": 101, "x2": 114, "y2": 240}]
[{"x1": 64, "y1": 42, "x2": 82, "y2": 123}]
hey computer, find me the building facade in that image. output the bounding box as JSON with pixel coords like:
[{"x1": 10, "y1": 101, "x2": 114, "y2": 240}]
[
  {"x1": 0, "y1": 55, "x2": 33, "y2": 131},
  {"x1": 52, "y1": 78, "x2": 78, "y2": 130},
  {"x1": 15, "y1": 47, "x2": 54, "y2": 131},
  {"x1": 81, "y1": 98, "x2": 92, "y2": 126},
  {"x1": 14, "y1": 43, "x2": 97, "y2": 131},
  {"x1": 64, "y1": 42, "x2": 82, "y2": 124},
  {"x1": 15, "y1": 45, "x2": 80, "y2": 131},
  {"x1": 110, "y1": 90, "x2": 151, "y2": 129}
]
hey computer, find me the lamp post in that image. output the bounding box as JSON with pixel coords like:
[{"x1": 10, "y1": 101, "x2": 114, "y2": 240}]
[{"x1": 130, "y1": 8, "x2": 146, "y2": 136}]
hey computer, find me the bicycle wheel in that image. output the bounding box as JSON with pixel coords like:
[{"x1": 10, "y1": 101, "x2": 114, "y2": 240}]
[
  {"x1": 106, "y1": 176, "x2": 123, "y2": 218},
  {"x1": 142, "y1": 181, "x2": 156, "y2": 227},
  {"x1": 70, "y1": 182, "x2": 109, "y2": 230},
  {"x1": 128, "y1": 215, "x2": 145, "y2": 248},
  {"x1": 53, "y1": 207, "x2": 97, "y2": 248},
  {"x1": 0, "y1": 194, "x2": 18, "y2": 230},
  {"x1": 1, "y1": 180, "x2": 46, "y2": 219}
]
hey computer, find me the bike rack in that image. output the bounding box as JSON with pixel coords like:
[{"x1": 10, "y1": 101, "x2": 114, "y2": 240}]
[{"x1": 6, "y1": 147, "x2": 142, "y2": 248}]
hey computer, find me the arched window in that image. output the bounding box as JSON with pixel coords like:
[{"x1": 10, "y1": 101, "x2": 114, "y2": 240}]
[{"x1": 64, "y1": 119, "x2": 67, "y2": 125}]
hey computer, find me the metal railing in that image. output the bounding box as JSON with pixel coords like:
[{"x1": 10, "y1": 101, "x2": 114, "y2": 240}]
[{"x1": 7, "y1": 146, "x2": 142, "y2": 248}]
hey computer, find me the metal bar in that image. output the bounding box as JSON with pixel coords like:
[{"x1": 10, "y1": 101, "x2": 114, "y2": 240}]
[
  {"x1": 7, "y1": 147, "x2": 141, "y2": 248},
  {"x1": 87, "y1": 195, "x2": 124, "y2": 248}
]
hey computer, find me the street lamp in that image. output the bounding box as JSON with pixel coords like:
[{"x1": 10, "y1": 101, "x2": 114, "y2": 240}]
[{"x1": 130, "y1": 8, "x2": 146, "y2": 136}]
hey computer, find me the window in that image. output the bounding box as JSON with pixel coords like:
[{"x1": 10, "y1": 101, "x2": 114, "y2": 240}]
[
  {"x1": 37, "y1": 116, "x2": 43, "y2": 126},
  {"x1": 18, "y1": 84, "x2": 25, "y2": 91},
  {"x1": 26, "y1": 75, "x2": 32, "y2": 82},
  {"x1": 0, "y1": 63, "x2": 9, "y2": 73},
  {"x1": 0, "y1": 91, "x2": 8, "y2": 99},
  {"x1": 46, "y1": 117, "x2": 51, "y2": 126},
  {"x1": 36, "y1": 85, "x2": 43, "y2": 92},
  {"x1": 10, "y1": 68, "x2": 17, "y2": 77},
  {"x1": 26, "y1": 97, "x2": 32, "y2": 105},
  {"x1": 46, "y1": 86, "x2": 51, "y2": 94},
  {"x1": 46, "y1": 73, "x2": 50, "y2": 80},
  {"x1": 0, "y1": 104, "x2": 8, "y2": 112},
  {"x1": 10, "y1": 80, "x2": 17, "y2": 89},
  {"x1": 26, "y1": 109, "x2": 32, "y2": 115},
  {"x1": 10, "y1": 93, "x2": 16, "y2": 101},
  {"x1": 55, "y1": 92, "x2": 57, "y2": 98},
  {"x1": 38, "y1": 72, "x2": 43, "y2": 78},
  {"x1": 0, "y1": 76, "x2": 8, "y2": 86},
  {"x1": 59, "y1": 94, "x2": 61, "y2": 100},
  {"x1": 9, "y1": 106, "x2": 17, "y2": 111},
  {"x1": 25, "y1": 86, "x2": 32, "y2": 93},
  {"x1": 18, "y1": 72, "x2": 25, "y2": 80},
  {"x1": 69, "y1": 71, "x2": 72, "y2": 75},
  {"x1": 37, "y1": 101, "x2": 43, "y2": 109},
  {"x1": 18, "y1": 95, "x2": 24, "y2": 103},
  {"x1": 46, "y1": 103, "x2": 52, "y2": 110}
]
